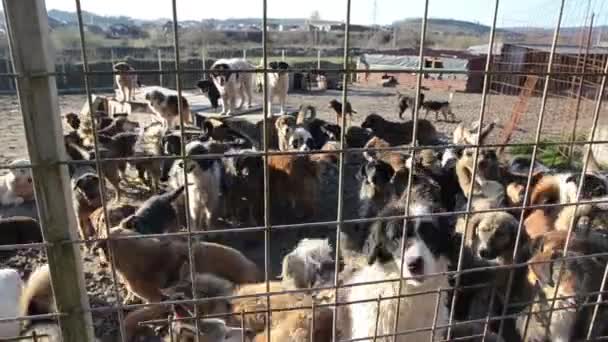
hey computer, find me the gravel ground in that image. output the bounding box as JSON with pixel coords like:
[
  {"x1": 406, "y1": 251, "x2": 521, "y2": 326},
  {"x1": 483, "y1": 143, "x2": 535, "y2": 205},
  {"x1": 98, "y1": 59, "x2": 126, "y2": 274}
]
[{"x1": 0, "y1": 83, "x2": 605, "y2": 340}]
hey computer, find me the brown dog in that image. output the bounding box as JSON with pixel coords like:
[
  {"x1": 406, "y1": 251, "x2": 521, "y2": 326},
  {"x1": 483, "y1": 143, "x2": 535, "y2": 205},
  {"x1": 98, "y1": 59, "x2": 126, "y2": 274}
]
[
  {"x1": 268, "y1": 154, "x2": 319, "y2": 220},
  {"x1": 113, "y1": 62, "x2": 138, "y2": 103},
  {"x1": 100, "y1": 227, "x2": 261, "y2": 303},
  {"x1": 71, "y1": 171, "x2": 102, "y2": 242},
  {"x1": 360, "y1": 113, "x2": 438, "y2": 146}
]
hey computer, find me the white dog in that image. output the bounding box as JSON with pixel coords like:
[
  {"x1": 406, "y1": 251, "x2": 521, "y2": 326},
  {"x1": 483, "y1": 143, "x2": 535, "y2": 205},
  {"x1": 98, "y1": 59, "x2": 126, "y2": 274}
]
[
  {"x1": 344, "y1": 203, "x2": 451, "y2": 341},
  {"x1": 0, "y1": 159, "x2": 34, "y2": 206},
  {"x1": 210, "y1": 58, "x2": 254, "y2": 115},
  {"x1": 169, "y1": 141, "x2": 222, "y2": 230},
  {"x1": 266, "y1": 61, "x2": 290, "y2": 115},
  {"x1": 0, "y1": 268, "x2": 23, "y2": 339}
]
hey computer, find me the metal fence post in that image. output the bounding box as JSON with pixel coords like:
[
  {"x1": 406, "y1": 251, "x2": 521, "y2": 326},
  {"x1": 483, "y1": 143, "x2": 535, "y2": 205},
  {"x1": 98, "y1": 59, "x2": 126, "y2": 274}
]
[{"x1": 2, "y1": 1, "x2": 95, "y2": 341}]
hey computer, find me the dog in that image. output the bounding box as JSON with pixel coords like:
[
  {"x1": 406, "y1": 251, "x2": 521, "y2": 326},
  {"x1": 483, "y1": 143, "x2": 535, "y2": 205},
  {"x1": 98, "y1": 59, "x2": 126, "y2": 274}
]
[
  {"x1": 519, "y1": 230, "x2": 608, "y2": 341},
  {"x1": 361, "y1": 114, "x2": 439, "y2": 146},
  {"x1": 275, "y1": 113, "x2": 315, "y2": 152},
  {"x1": 363, "y1": 136, "x2": 409, "y2": 172},
  {"x1": 94, "y1": 132, "x2": 140, "y2": 200},
  {"x1": 131, "y1": 122, "x2": 166, "y2": 193},
  {"x1": 267, "y1": 61, "x2": 290, "y2": 115},
  {"x1": 197, "y1": 79, "x2": 222, "y2": 111},
  {"x1": 453, "y1": 121, "x2": 504, "y2": 210},
  {"x1": 100, "y1": 227, "x2": 260, "y2": 303},
  {"x1": 0, "y1": 159, "x2": 34, "y2": 206},
  {"x1": 20, "y1": 264, "x2": 55, "y2": 317},
  {"x1": 268, "y1": 154, "x2": 319, "y2": 221},
  {"x1": 145, "y1": 90, "x2": 192, "y2": 129},
  {"x1": 113, "y1": 62, "x2": 139, "y2": 102},
  {"x1": 71, "y1": 169, "x2": 102, "y2": 241},
  {"x1": 124, "y1": 272, "x2": 242, "y2": 341},
  {"x1": 89, "y1": 202, "x2": 137, "y2": 243},
  {"x1": 422, "y1": 92, "x2": 455, "y2": 122},
  {"x1": 397, "y1": 91, "x2": 425, "y2": 120},
  {"x1": 120, "y1": 186, "x2": 185, "y2": 235},
  {"x1": 328, "y1": 99, "x2": 356, "y2": 126},
  {"x1": 279, "y1": 238, "x2": 335, "y2": 289},
  {"x1": 96, "y1": 116, "x2": 139, "y2": 137},
  {"x1": 345, "y1": 201, "x2": 452, "y2": 341},
  {"x1": 210, "y1": 58, "x2": 255, "y2": 115},
  {"x1": 253, "y1": 306, "x2": 334, "y2": 342},
  {"x1": 357, "y1": 159, "x2": 395, "y2": 219},
  {"x1": 170, "y1": 141, "x2": 223, "y2": 231}
]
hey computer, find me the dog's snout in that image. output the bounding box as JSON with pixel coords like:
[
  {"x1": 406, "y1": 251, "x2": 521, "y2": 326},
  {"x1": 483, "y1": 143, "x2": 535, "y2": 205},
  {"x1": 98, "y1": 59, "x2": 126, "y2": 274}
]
[{"x1": 407, "y1": 257, "x2": 424, "y2": 275}]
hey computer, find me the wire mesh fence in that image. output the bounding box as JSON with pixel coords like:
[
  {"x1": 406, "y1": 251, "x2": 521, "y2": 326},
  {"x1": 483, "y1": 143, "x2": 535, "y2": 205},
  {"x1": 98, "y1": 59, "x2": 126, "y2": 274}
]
[{"x1": 1, "y1": 0, "x2": 608, "y2": 341}]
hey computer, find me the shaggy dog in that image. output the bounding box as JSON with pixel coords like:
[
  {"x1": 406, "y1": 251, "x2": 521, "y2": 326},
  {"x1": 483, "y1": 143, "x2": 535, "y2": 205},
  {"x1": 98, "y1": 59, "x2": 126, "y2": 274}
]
[
  {"x1": 328, "y1": 99, "x2": 356, "y2": 126},
  {"x1": 345, "y1": 202, "x2": 451, "y2": 341},
  {"x1": 120, "y1": 186, "x2": 185, "y2": 235},
  {"x1": 197, "y1": 79, "x2": 222, "y2": 111},
  {"x1": 397, "y1": 91, "x2": 425, "y2": 120},
  {"x1": 267, "y1": 61, "x2": 290, "y2": 115},
  {"x1": 145, "y1": 89, "x2": 192, "y2": 129},
  {"x1": 361, "y1": 113, "x2": 439, "y2": 146},
  {"x1": 113, "y1": 62, "x2": 139, "y2": 102},
  {"x1": 0, "y1": 159, "x2": 34, "y2": 206},
  {"x1": 210, "y1": 58, "x2": 255, "y2": 115},
  {"x1": 280, "y1": 238, "x2": 335, "y2": 289}
]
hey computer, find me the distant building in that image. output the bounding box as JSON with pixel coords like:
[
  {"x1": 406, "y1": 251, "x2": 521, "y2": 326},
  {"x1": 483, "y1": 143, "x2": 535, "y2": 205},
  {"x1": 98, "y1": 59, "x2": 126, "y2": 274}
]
[{"x1": 106, "y1": 23, "x2": 148, "y2": 39}]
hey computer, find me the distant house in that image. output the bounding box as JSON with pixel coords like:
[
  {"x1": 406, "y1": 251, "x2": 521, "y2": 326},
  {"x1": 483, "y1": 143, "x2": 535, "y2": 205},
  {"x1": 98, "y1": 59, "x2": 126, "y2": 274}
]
[
  {"x1": 106, "y1": 24, "x2": 148, "y2": 39},
  {"x1": 305, "y1": 20, "x2": 342, "y2": 32},
  {"x1": 84, "y1": 24, "x2": 104, "y2": 35}
]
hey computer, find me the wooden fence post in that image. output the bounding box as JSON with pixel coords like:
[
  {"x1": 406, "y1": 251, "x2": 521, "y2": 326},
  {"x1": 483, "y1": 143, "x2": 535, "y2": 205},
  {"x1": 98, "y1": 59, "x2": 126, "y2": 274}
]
[{"x1": 2, "y1": 1, "x2": 95, "y2": 341}]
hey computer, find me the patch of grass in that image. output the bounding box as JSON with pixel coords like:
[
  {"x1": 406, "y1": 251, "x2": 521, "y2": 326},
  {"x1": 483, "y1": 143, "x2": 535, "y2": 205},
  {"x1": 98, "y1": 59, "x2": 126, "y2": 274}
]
[{"x1": 508, "y1": 139, "x2": 583, "y2": 170}]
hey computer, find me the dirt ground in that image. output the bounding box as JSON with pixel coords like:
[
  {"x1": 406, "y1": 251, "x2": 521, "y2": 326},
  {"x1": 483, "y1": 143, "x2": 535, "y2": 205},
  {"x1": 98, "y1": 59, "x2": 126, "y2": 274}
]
[{"x1": 0, "y1": 83, "x2": 605, "y2": 341}]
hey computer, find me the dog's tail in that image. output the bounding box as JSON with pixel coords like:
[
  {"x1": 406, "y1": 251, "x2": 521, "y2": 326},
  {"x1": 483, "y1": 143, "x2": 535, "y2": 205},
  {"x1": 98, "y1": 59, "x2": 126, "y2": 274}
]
[
  {"x1": 162, "y1": 185, "x2": 186, "y2": 203},
  {"x1": 297, "y1": 105, "x2": 316, "y2": 125},
  {"x1": 20, "y1": 264, "x2": 54, "y2": 317}
]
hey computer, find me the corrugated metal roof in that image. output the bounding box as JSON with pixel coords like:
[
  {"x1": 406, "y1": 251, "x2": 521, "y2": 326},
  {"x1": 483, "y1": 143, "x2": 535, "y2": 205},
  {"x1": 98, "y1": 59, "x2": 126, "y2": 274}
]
[
  {"x1": 467, "y1": 43, "x2": 504, "y2": 55},
  {"x1": 508, "y1": 43, "x2": 608, "y2": 55},
  {"x1": 360, "y1": 54, "x2": 469, "y2": 71}
]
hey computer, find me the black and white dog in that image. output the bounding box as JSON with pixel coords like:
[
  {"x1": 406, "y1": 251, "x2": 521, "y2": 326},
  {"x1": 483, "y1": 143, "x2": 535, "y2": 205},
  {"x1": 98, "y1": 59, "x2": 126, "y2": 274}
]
[
  {"x1": 210, "y1": 58, "x2": 254, "y2": 115},
  {"x1": 267, "y1": 61, "x2": 290, "y2": 115},
  {"x1": 345, "y1": 202, "x2": 452, "y2": 341}
]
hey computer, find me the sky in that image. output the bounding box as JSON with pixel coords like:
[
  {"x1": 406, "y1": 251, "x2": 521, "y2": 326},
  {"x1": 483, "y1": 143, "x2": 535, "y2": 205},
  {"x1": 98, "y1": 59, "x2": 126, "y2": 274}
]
[{"x1": 6, "y1": 0, "x2": 608, "y2": 28}]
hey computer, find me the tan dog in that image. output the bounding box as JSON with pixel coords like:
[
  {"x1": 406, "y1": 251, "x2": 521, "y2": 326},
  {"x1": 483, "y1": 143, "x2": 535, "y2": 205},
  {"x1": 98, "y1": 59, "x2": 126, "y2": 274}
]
[
  {"x1": 100, "y1": 227, "x2": 261, "y2": 303},
  {"x1": 113, "y1": 62, "x2": 138, "y2": 102},
  {"x1": 274, "y1": 115, "x2": 296, "y2": 152},
  {"x1": 362, "y1": 136, "x2": 408, "y2": 172}
]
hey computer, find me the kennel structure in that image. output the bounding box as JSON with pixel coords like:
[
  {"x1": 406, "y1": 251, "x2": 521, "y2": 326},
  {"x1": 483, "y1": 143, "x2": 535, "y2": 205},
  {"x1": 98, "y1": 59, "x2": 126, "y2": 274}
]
[{"x1": 2, "y1": 0, "x2": 608, "y2": 342}]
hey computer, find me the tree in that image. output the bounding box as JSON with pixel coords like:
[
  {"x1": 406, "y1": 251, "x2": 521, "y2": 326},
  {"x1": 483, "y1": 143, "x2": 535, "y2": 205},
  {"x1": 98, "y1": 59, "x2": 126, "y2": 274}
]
[{"x1": 310, "y1": 10, "x2": 321, "y2": 21}]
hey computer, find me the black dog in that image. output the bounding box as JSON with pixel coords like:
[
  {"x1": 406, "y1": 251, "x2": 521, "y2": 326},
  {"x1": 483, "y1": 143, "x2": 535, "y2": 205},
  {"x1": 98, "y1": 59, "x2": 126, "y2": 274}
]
[
  {"x1": 196, "y1": 79, "x2": 221, "y2": 110},
  {"x1": 121, "y1": 185, "x2": 185, "y2": 235},
  {"x1": 397, "y1": 92, "x2": 425, "y2": 120}
]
